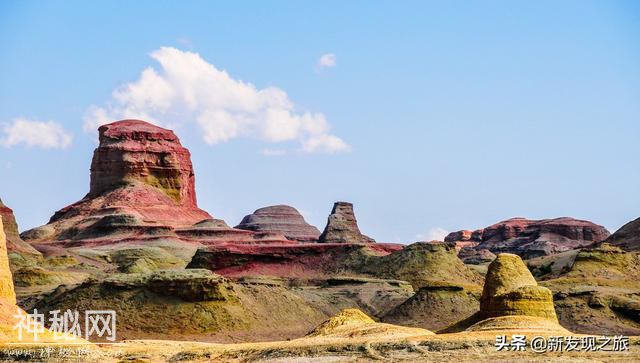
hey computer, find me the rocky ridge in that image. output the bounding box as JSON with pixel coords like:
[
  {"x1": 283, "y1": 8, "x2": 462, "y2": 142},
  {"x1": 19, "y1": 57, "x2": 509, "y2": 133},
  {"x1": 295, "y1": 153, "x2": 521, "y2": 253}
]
[{"x1": 446, "y1": 217, "x2": 610, "y2": 258}]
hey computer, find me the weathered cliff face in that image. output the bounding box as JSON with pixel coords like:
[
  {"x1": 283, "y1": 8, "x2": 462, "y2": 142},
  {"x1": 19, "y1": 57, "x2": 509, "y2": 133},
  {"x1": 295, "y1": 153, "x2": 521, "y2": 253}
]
[
  {"x1": 318, "y1": 202, "x2": 375, "y2": 244},
  {"x1": 236, "y1": 205, "x2": 321, "y2": 243},
  {"x1": 0, "y1": 198, "x2": 41, "y2": 262},
  {"x1": 446, "y1": 217, "x2": 610, "y2": 258},
  {"x1": 603, "y1": 217, "x2": 640, "y2": 251}
]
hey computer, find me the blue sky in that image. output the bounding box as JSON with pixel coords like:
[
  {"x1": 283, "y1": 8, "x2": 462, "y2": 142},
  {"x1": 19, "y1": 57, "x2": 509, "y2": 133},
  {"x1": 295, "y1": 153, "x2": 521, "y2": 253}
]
[{"x1": 0, "y1": 1, "x2": 638, "y2": 242}]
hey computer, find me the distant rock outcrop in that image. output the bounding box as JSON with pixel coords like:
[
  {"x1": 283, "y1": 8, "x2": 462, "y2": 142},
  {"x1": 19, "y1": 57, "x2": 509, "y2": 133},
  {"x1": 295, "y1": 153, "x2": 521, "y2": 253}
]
[
  {"x1": 446, "y1": 217, "x2": 610, "y2": 258},
  {"x1": 458, "y1": 247, "x2": 496, "y2": 265},
  {"x1": 0, "y1": 198, "x2": 42, "y2": 264},
  {"x1": 318, "y1": 202, "x2": 374, "y2": 244},
  {"x1": 236, "y1": 205, "x2": 321, "y2": 243},
  {"x1": 602, "y1": 217, "x2": 640, "y2": 251}
]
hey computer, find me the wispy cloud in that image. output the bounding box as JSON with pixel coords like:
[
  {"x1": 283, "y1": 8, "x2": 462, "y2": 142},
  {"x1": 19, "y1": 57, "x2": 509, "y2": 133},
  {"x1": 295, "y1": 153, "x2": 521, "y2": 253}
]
[
  {"x1": 260, "y1": 148, "x2": 286, "y2": 156},
  {"x1": 415, "y1": 227, "x2": 449, "y2": 242},
  {"x1": 85, "y1": 47, "x2": 349, "y2": 154},
  {"x1": 1, "y1": 118, "x2": 72, "y2": 149},
  {"x1": 317, "y1": 53, "x2": 337, "y2": 69}
]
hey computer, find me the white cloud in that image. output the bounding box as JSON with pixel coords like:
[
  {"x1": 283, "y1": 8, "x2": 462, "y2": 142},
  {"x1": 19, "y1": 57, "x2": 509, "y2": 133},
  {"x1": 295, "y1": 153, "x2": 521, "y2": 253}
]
[
  {"x1": 302, "y1": 134, "x2": 351, "y2": 154},
  {"x1": 415, "y1": 227, "x2": 449, "y2": 242},
  {"x1": 1, "y1": 118, "x2": 72, "y2": 149},
  {"x1": 85, "y1": 47, "x2": 349, "y2": 154},
  {"x1": 317, "y1": 53, "x2": 337, "y2": 69},
  {"x1": 260, "y1": 148, "x2": 286, "y2": 156}
]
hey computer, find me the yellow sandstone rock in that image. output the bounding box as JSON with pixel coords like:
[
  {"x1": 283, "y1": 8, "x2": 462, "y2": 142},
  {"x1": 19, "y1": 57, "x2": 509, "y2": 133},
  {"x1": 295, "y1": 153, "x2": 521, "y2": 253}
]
[
  {"x1": 480, "y1": 253, "x2": 558, "y2": 321},
  {"x1": 0, "y1": 218, "x2": 16, "y2": 305}
]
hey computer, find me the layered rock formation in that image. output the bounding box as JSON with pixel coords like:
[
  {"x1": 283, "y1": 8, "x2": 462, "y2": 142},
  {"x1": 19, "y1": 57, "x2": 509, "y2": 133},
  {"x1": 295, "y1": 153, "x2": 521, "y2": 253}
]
[
  {"x1": 0, "y1": 198, "x2": 42, "y2": 264},
  {"x1": 603, "y1": 217, "x2": 640, "y2": 251},
  {"x1": 318, "y1": 202, "x2": 375, "y2": 244},
  {"x1": 47, "y1": 120, "x2": 211, "y2": 233},
  {"x1": 89, "y1": 120, "x2": 198, "y2": 207},
  {"x1": 446, "y1": 217, "x2": 610, "y2": 258},
  {"x1": 444, "y1": 253, "x2": 565, "y2": 334},
  {"x1": 19, "y1": 120, "x2": 295, "y2": 251},
  {"x1": 236, "y1": 205, "x2": 321, "y2": 243},
  {"x1": 187, "y1": 243, "x2": 403, "y2": 279},
  {"x1": 479, "y1": 253, "x2": 557, "y2": 321}
]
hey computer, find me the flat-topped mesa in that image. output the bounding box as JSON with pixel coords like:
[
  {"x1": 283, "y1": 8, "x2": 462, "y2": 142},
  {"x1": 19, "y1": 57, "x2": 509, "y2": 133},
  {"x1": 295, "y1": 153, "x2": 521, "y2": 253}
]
[
  {"x1": 89, "y1": 119, "x2": 197, "y2": 207},
  {"x1": 318, "y1": 202, "x2": 375, "y2": 244},
  {"x1": 446, "y1": 217, "x2": 610, "y2": 258},
  {"x1": 235, "y1": 205, "x2": 321, "y2": 243},
  {"x1": 21, "y1": 120, "x2": 212, "y2": 243},
  {"x1": 479, "y1": 253, "x2": 557, "y2": 321}
]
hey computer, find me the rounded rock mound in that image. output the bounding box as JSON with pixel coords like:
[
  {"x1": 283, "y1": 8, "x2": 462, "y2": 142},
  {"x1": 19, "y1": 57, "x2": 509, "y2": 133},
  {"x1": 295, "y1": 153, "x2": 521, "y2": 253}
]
[
  {"x1": 236, "y1": 205, "x2": 320, "y2": 243},
  {"x1": 307, "y1": 308, "x2": 433, "y2": 339}
]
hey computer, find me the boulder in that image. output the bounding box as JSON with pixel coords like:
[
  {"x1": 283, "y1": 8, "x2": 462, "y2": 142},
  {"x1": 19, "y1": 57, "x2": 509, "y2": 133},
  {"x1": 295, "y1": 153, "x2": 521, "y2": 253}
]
[
  {"x1": 236, "y1": 205, "x2": 321, "y2": 243},
  {"x1": 446, "y1": 217, "x2": 610, "y2": 258},
  {"x1": 603, "y1": 217, "x2": 640, "y2": 251},
  {"x1": 318, "y1": 202, "x2": 375, "y2": 244}
]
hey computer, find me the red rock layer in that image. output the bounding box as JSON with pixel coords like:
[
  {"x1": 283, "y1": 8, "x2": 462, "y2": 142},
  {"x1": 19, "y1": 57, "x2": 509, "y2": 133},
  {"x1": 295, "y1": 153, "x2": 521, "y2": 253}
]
[
  {"x1": 89, "y1": 120, "x2": 198, "y2": 207},
  {"x1": 446, "y1": 217, "x2": 610, "y2": 258},
  {"x1": 235, "y1": 205, "x2": 321, "y2": 243},
  {"x1": 21, "y1": 120, "x2": 215, "y2": 244}
]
